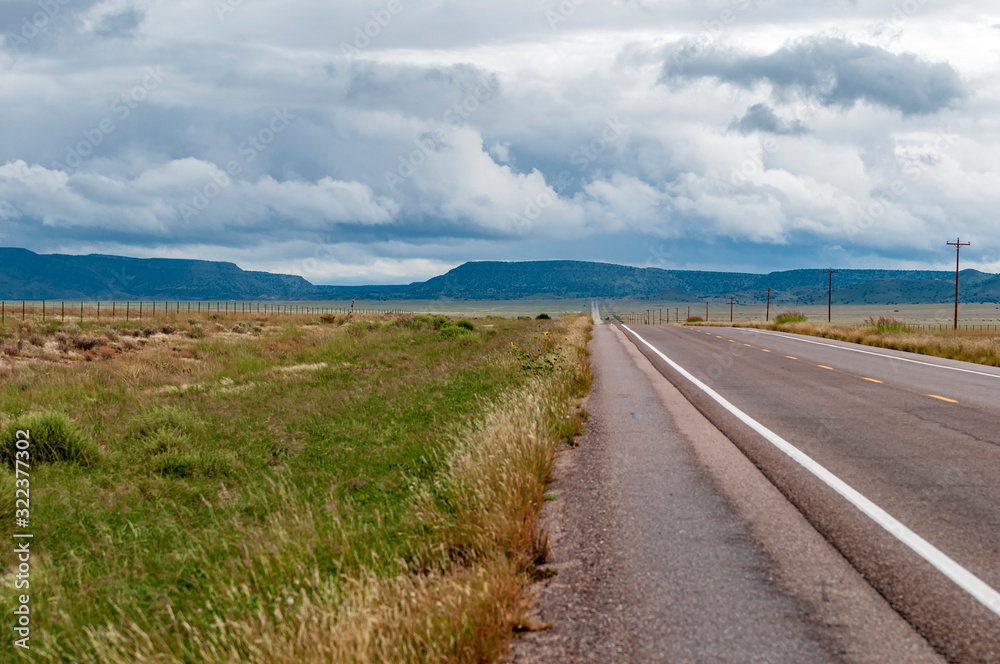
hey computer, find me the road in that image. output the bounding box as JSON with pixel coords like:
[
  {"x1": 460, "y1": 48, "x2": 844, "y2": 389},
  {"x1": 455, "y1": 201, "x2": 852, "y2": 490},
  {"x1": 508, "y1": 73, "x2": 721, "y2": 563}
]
[
  {"x1": 509, "y1": 322, "x2": 949, "y2": 663},
  {"x1": 621, "y1": 324, "x2": 1000, "y2": 662}
]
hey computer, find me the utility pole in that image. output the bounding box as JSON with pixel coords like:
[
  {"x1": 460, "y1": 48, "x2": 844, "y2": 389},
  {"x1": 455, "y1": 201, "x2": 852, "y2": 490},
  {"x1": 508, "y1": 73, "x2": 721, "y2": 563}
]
[
  {"x1": 675, "y1": 307, "x2": 679, "y2": 324},
  {"x1": 687, "y1": 305, "x2": 690, "y2": 321},
  {"x1": 765, "y1": 288, "x2": 774, "y2": 322},
  {"x1": 729, "y1": 296, "x2": 735, "y2": 323},
  {"x1": 823, "y1": 268, "x2": 839, "y2": 323},
  {"x1": 947, "y1": 238, "x2": 971, "y2": 330}
]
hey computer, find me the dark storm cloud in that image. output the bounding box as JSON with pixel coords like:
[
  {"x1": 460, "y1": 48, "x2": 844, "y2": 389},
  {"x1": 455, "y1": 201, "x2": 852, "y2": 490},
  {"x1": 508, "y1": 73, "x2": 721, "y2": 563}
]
[
  {"x1": 661, "y1": 37, "x2": 965, "y2": 115},
  {"x1": 93, "y1": 5, "x2": 145, "y2": 39},
  {"x1": 729, "y1": 103, "x2": 808, "y2": 135}
]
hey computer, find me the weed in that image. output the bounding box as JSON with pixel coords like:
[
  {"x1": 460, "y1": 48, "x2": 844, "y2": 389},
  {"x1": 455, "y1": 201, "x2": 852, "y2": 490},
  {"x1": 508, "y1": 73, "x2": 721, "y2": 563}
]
[
  {"x1": 535, "y1": 313, "x2": 551, "y2": 320},
  {"x1": 0, "y1": 411, "x2": 100, "y2": 466},
  {"x1": 865, "y1": 315, "x2": 910, "y2": 333},
  {"x1": 456, "y1": 319, "x2": 476, "y2": 331}
]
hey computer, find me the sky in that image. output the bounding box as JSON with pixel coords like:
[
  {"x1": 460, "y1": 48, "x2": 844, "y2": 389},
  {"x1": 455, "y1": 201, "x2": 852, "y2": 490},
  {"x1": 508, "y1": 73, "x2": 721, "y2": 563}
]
[{"x1": 1, "y1": 0, "x2": 999, "y2": 285}]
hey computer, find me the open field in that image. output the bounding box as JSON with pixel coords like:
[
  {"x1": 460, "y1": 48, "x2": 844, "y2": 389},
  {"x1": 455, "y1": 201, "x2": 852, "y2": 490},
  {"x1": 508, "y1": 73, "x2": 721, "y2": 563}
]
[
  {"x1": 0, "y1": 311, "x2": 591, "y2": 662},
  {"x1": 602, "y1": 300, "x2": 1000, "y2": 326},
  {"x1": 674, "y1": 317, "x2": 1000, "y2": 367}
]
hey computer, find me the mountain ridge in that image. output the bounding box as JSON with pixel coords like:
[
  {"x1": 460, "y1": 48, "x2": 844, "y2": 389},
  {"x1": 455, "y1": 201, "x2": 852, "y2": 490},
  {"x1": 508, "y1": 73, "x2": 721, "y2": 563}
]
[{"x1": 1, "y1": 249, "x2": 997, "y2": 305}]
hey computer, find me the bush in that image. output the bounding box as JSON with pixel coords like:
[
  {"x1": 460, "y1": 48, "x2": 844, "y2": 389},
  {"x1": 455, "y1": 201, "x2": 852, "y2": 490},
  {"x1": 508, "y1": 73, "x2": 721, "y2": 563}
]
[
  {"x1": 0, "y1": 467, "x2": 15, "y2": 527},
  {"x1": 319, "y1": 314, "x2": 337, "y2": 324},
  {"x1": 535, "y1": 313, "x2": 551, "y2": 320},
  {"x1": 431, "y1": 315, "x2": 450, "y2": 330},
  {"x1": 774, "y1": 311, "x2": 808, "y2": 325},
  {"x1": 456, "y1": 318, "x2": 476, "y2": 331},
  {"x1": 72, "y1": 335, "x2": 103, "y2": 351},
  {"x1": 188, "y1": 323, "x2": 205, "y2": 339},
  {"x1": 865, "y1": 316, "x2": 910, "y2": 333},
  {"x1": 686, "y1": 316, "x2": 703, "y2": 323},
  {"x1": 517, "y1": 315, "x2": 532, "y2": 321},
  {"x1": 0, "y1": 412, "x2": 99, "y2": 467},
  {"x1": 160, "y1": 323, "x2": 178, "y2": 335},
  {"x1": 59, "y1": 323, "x2": 82, "y2": 337},
  {"x1": 231, "y1": 324, "x2": 249, "y2": 334},
  {"x1": 142, "y1": 325, "x2": 158, "y2": 338},
  {"x1": 440, "y1": 325, "x2": 478, "y2": 340}
]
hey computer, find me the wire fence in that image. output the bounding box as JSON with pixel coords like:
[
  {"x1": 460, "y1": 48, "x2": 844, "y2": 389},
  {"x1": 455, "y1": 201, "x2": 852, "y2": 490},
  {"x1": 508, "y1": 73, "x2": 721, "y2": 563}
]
[
  {"x1": 605, "y1": 312, "x2": 1000, "y2": 331},
  {"x1": 0, "y1": 301, "x2": 410, "y2": 325}
]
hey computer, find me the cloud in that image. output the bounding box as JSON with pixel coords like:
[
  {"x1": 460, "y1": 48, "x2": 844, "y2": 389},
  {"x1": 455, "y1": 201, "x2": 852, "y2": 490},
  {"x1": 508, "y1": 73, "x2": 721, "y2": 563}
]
[
  {"x1": 0, "y1": 159, "x2": 398, "y2": 246},
  {"x1": 729, "y1": 103, "x2": 808, "y2": 135},
  {"x1": 661, "y1": 37, "x2": 965, "y2": 115}
]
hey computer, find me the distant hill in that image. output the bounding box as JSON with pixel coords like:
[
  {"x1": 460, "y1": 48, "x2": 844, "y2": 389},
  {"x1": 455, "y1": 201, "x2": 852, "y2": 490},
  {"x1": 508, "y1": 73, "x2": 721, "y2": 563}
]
[{"x1": 1, "y1": 249, "x2": 997, "y2": 304}]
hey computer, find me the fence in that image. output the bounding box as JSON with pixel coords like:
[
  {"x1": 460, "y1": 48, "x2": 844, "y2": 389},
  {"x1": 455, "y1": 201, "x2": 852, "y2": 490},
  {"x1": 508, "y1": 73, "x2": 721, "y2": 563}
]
[{"x1": 0, "y1": 301, "x2": 409, "y2": 324}]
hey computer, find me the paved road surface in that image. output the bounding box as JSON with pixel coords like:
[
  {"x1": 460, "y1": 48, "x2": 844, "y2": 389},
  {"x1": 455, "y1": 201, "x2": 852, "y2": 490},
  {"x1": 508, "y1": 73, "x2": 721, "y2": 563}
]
[
  {"x1": 621, "y1": 324, "x2": 1000, "y2": 662},
  {"x1": 508, "y1": 323, "x2": 946, "y2": 663}
]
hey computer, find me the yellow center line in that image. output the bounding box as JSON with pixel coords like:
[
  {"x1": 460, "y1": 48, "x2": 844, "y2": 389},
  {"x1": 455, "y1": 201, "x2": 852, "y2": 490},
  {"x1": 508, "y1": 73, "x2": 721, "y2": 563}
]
[
  {"x1": 818, "y1": 365, "x2": 834, "y2": 370},
  {"x1": 862, "y1": 377, "x2": 883, "y2": 383},
  {"x1": 729, "y1": 340, "x2": 736, "y2": 343},
  {"x1": 761, "y1": 349, "x2": 771, "y2": 352},
  {"x1": 786, "y1": 356, "x2": 798, "y2": 360},
  {"x1": 744, "y1": 343, "x2": 752, "y2": 347},
  {"x1": 928, "y1": 394, "x2": 959, "y2": 404}
]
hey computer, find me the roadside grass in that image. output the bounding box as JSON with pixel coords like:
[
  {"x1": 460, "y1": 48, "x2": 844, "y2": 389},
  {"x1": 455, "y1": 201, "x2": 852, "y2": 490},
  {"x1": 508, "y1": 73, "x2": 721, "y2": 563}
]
[
  {"x1": 684, "y1": 318, "x2": 1000, "y2": 367},
  {"x1": 0, "y1": 312, "x2": 592, "y2": 662}
]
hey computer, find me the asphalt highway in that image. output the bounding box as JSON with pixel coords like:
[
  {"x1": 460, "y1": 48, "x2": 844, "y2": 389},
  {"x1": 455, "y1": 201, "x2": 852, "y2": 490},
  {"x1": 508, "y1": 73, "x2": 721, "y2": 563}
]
[{"x1": 621, "y1": 324, "x2": 1000, "y2": 663}]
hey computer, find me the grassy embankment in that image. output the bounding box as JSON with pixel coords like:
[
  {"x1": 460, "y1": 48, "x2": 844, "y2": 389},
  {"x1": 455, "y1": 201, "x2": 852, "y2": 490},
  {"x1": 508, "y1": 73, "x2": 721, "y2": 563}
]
[
  {"x1": 0, "y1": 310, "x2": 591, "y2": 662},
  {"x1": 688, "y1": 312, "x2": 1000, "y2": 367}
]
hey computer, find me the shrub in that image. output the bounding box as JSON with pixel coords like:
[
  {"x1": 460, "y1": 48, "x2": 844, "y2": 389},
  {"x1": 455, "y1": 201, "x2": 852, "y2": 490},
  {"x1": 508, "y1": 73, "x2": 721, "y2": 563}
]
[
  {"x1": 28, "y1": 333, "x2": 46, "y2": 347},
  {"x1": 535, "y1": 313, "x2": 551, "y2": 320},
  {"x1": 72, "y1": 335, "x2": 103, "y2": 351},
  {"x1": 59, "y1": 323, "x2": 82, "y2": 337},
  {"x1": 96, "y1": 346, "x2": 116, "y2": 360},
  {"x1": 231, "y1": 324, "x2": 249, "y2": 334},
  {"x1": 686, "y1": 316, "x2": 703, "y2": 323},
  {"x1": 456, "y1": 318, "x2": 476, "y2": 331},
  {"x1": 160, "y1": 323, "x2": 178, "y2": 335},
  {"x1": 440, "y1": 325, "x2": 477, "y2": 340},
  {"x1": 865, "y1": 316, "x2": 910, "y2": 333},
  {"x1": 142, "y1": 325, "x2": 158, "y2": 337},
  {"x1": 774, "y1": 311, "x2": 808, "y2": 325},
  {"x1": 431, "y1": 315, "x2": 450, "y2": 330},
  {"x1": 347, "y1": 321, "x2": 372, "y2": 337},
  {"x1": 517, "y1": 315, "x2": 532, "y2": 321},
  {"x1": 319, "y1": 314, "x2": 337, "y2": 324},
  {"x1": 103, "y1": 328, "x2": 120, "y2": 341},
  {"x1": 0, "y1": 467, "x2": 14, "y2": 527},
  {"x1": 188, "y1": 323, "x2": 205, "y2": 339},
  {"x1": 0, "y1": 411, "x2": 99, "y2": 466}
]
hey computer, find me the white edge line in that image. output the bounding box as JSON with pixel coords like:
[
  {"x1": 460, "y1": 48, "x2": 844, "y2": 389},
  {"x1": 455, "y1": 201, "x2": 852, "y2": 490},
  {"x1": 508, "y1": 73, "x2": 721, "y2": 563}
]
[
  {"x1": 623, "y1": 325, "x2": 1000, "y2": 618},
  {"x1": 744, "y1": 328, "x2": 1000, "y2": 380}
]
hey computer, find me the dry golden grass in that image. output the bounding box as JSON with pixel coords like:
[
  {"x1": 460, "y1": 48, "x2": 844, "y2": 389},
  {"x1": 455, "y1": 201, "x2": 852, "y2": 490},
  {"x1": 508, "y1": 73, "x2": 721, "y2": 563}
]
[{"x1": 691, "y1": 319, "x2": 1000, "y2": 367}]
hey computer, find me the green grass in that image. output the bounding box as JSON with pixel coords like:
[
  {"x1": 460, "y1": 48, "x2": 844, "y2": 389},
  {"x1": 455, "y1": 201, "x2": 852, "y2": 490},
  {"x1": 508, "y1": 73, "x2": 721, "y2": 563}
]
[
  {"x1": 774, "y1": 311, "x2": 808, "y2": 325},
  {"x1": 0, "y1": 313, "x2": 589, "y2": 661}
]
